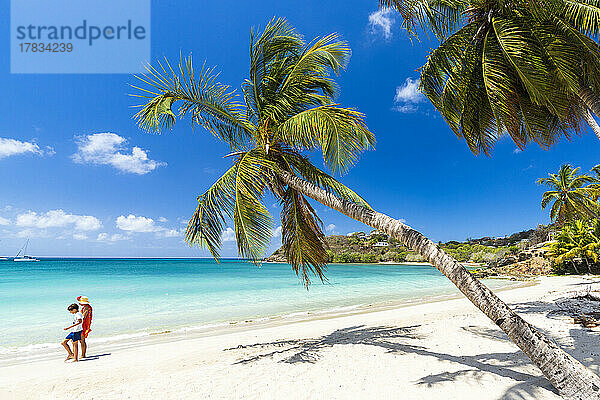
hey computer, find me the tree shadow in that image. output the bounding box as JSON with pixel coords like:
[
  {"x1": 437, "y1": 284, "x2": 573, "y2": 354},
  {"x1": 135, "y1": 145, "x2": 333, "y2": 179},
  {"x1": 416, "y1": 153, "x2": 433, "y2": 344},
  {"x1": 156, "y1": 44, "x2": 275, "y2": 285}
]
[
  {"x1": 510, "y1": 297, "x2": 600, "y2": 361},
  {"x1": 226, "y1": 324, "x2": 541, "y2": 383},
  {"x1": 499, "y1": 296, "x2": 600, "y2": 398},
  {"x1": 225, "y1": 325, "x2": 423, "y2": 364},
  {"x1": 224, "y1": 293, "x2": 600, "y2": 399},
  {"x1": 462, "y1": 325, "x2": 510, "y2": 342},
  {"x1": 562, "y1": 279, "x2": 600, "y2": 287},
  {"x1": 499, "y1": 379, "x2": 558, "y2": 400}
]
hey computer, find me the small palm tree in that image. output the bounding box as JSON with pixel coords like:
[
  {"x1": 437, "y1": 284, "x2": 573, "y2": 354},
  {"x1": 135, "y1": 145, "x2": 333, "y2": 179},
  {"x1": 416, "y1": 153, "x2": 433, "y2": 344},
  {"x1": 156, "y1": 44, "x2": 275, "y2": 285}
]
[
  {"x1": 132, "y1": 19, "x2": 600, "y2": 400},
  {"x1": 380, "y1": 0, "x2": 600, "y2": 150},
  {"x1": 538, "y1": 164, "x2": 599, "y2": 224},
  {"x1": 546, "y1": 219, "x2": 600, "y2": 273}
]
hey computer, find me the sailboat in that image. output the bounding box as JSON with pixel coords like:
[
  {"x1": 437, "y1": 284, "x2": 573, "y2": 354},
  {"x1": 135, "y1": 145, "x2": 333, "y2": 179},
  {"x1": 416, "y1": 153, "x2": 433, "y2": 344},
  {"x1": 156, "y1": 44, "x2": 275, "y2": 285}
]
[{"x1": 13, "y1": 240, "x2": 39, "y2": 262}]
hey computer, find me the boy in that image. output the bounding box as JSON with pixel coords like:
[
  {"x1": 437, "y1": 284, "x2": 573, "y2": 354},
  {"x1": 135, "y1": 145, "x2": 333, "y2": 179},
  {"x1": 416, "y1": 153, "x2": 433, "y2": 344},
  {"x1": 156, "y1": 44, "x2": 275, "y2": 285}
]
[{"x1": 61, "y1": 303, "x2": 83, "y2": 362}]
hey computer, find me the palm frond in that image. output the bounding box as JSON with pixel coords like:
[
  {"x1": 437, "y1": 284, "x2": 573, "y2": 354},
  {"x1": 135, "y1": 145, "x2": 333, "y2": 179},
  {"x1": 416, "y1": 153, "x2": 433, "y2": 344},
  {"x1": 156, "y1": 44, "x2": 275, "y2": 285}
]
[
  {"x1": 517, "y1": 94, "x2": 568, "y2": 148},
  {"x1": 244, "y1": 17, "x2": 304, "y2": 121},
  {"x1": 132, "y1": 56, "x2": 253, "y2": 150},
  {"x1": 492, "y1": 17, "x2": 566, "y2": 113},
  {"x1": 482, "y1": 30, "x2": 526, "y2": 145},
  {"x1": 553, "y1": 17, "x2": 600, "y2": 92},
  {"x1": 541, "y1": 190, "x2": 559, "y2": 209},
  {"x1": 261, "y1": 33, "x2": 351, "y2": 123},
  {"x1": 530, "y1": 21, "x2": 582, "y2": 95},
  {"x1": 420, "y1": 22, "x2": 478, "y2": 108},
  {"x1": 458, "y1": 37, "x2": 498, "y2": 154},
  {"x1": 563, "y1": 0, "x2": 600, "y2": 37},
  {"x1": 280, "y1": 187, "x2": 328, "y2": 287},
  {"x1": 233, "y1": 150, "x2": 275, "y2": 262},
  {"x1": 379, "y1": 0, "x2": 466, "y2": 40},
  {"x1": 276, "y1": 105, "x2": 375, "y2": 174},
  {"x1": 185, "y1": 165, "x2": 237, "y2": 259}
]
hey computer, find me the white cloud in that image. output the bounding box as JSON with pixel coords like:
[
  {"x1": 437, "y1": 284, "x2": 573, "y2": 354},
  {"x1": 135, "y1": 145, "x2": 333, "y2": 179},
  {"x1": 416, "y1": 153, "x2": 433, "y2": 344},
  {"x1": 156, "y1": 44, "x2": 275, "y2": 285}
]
[
  {"x1": 97, "y1": 232, "x2": 129, "y2": 242},
  {"x1": 395, "y1": 78, "x2": 424, "y2": 103},
  {"x1": 73, "y1": 233, "x2": 88, "y2": 241},
  {"x1": 72, "y1": 133, "x2": 166, "y2": 175},
  {"x1": 221, "y1": 227, "x2": 236, "y2": 242},
  {"x1": 394, "y1": 78, "x2": 425, "y2": 113},
  {"x1": 325, "y1": 223, "x2": 336, "y2": 233},
  {"x1": 16, "y1": 229, "x2": 39, "y2": 238},
  {"x1": 394, "y1": 104, "x2": 419, "y2": 113},
  {"x1": 0, "y1": 216, "x2": 10, "y2": 226},
  {"x1": 16, "y1": 209, "x2": 101, "y2": 231},
  {"x1": 368, "y1": 8, "x2": 395, "y2": 39},
  {"x1": 116, "y1": 214, "x2": 182, "y2": 239},
  {"x1": 158, "y1": 217, "x2": 168, "y2": 223},
  {"x1": 0, "y1": 138, "x2": 53, "y2": 159},
  {"x1": 272, "y1": 226, "x2": 282, "y2": 238},
  {"x1": 116, "y1": 214, "x2": 161, "y2": 232}
]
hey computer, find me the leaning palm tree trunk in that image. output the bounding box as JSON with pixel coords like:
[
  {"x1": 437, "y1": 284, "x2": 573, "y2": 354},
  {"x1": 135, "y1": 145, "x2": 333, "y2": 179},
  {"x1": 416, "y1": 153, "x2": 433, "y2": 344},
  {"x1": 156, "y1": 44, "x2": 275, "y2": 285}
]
[
  {"x1": 584, "y1": 109, "x2": 600, "y2": 140},
  {"x1": 279, "y1": 170, "x2": 600, "y2": 400},
  {"x1": 580, "y1": 88, "x2": 600, "y2": 140}
]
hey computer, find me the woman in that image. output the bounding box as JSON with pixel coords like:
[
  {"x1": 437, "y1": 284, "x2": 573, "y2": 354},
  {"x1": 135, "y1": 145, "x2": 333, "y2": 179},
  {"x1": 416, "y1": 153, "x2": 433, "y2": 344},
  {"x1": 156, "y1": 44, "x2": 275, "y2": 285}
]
[{"x1": 77, "y1": 295, "x2": 93, "y2": 358}]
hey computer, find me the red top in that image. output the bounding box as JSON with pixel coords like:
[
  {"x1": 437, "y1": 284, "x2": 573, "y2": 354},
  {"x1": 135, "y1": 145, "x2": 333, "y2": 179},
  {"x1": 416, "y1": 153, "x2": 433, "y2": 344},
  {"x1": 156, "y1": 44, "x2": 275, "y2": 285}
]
[{"x1": 81, "y1": 304, "x2": 93, "y2": 338}]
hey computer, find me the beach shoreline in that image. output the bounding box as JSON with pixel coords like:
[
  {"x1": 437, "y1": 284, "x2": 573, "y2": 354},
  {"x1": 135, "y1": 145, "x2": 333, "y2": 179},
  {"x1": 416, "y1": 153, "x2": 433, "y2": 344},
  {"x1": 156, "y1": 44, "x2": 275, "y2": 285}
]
[
  {"x1": 0, "y1": 277, "x2": 529, "y2": 367},
  {"x1": 2, "y1": 276, "x2": 597, "y2": 400}
]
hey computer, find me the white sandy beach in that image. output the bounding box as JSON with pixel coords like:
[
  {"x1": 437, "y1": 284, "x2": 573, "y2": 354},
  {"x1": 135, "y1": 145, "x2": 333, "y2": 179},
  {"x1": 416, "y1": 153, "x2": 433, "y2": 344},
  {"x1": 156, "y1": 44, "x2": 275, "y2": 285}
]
[{"x1": 1, "y1": 276, "x2": 599, "y2": 400}]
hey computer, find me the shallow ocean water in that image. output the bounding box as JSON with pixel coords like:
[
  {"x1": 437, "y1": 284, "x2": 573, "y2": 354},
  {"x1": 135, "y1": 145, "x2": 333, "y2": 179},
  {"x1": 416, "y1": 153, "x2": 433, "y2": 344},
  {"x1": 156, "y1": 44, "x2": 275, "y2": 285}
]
[{"x1": 0, "y1": 258, "x2": 513, "y2": 356}]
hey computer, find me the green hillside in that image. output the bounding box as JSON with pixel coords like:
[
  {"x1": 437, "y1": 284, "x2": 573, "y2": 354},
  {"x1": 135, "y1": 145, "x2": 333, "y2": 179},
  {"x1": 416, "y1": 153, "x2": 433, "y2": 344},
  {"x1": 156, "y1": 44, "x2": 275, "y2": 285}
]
[{"x1": 265, "y1": 228, "x2": 548, "y2": 265}]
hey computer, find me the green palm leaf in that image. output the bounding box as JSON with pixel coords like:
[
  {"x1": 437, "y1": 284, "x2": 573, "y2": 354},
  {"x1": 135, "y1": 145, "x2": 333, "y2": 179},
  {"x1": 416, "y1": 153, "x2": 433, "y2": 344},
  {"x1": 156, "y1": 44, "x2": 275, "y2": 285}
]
[
  {"x1": 132, "y1": 56, "x2": 253, "y2": 150},
  {"x1": 277, "y1": 105, "x2": 375, "y2": 173},
  {"x1": 186, "y1": 165, "x2": 237, "y2": 259},
  {"x1": 233, "y1": 150, "x2": 275, "y2": 261},
  {"x1": 563, "y1": 0, "x2": 600, "y2": 36},
  {"x1": 280, "y1": 187, "x2": 329, "y2": 286},
  {"x1": 482, "y1": 30, "x2": 524, "y2": 144},
  {"x1": 384, "y1": 0, "x2": 600, "y2": 150}
]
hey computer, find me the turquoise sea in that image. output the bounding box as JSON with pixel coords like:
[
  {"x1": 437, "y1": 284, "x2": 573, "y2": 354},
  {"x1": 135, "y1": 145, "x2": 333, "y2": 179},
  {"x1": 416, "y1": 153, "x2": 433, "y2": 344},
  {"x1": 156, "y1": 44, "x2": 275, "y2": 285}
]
[{"x1": 0, "y1": 258, "x2": 515, "y2": 359}]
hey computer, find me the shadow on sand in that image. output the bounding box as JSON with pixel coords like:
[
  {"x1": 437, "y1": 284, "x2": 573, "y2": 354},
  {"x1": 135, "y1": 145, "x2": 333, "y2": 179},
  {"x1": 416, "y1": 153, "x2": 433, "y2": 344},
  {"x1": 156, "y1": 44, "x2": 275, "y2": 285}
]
[
  {"x1": 78, "y1": 353, "x2": 111, "y2": 362},
  {"x1": 224, "y1": 295, "x2": 600, "y2": 399}
]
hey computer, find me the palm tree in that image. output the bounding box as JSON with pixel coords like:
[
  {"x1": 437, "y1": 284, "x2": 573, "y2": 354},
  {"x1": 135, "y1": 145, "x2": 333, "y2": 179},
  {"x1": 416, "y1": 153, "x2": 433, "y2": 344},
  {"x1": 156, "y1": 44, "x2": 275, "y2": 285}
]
[
  {"x1": 379, "y1": 0, "x2": 600, "y2": 150},
  {"x1": 131, "y1": 19, "x2": 600, "y2": 399},
  {"x1": 538, "y1": 164, "x2": 599, "y2": 224},
  {"x1": 546, "y1": 219, "x2": 600, "y2": 273}
]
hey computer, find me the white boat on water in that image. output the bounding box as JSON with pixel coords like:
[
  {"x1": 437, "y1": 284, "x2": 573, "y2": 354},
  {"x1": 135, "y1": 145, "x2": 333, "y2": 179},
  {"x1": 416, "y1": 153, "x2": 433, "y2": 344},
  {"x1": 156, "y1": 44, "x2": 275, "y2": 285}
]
[
  {"x1": 13, "y1": 240, "x2": 39, "y2": 262},
  {"x1": 0, "y1": 257, "x2": 8, "y2": 261}
]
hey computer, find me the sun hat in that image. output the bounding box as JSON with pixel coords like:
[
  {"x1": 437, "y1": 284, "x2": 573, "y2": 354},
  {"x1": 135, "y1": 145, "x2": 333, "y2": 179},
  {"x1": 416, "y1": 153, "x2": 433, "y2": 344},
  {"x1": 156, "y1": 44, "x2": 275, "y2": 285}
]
[{"x1": 77, "y1": 296, "x2": 90, "y2": 304}]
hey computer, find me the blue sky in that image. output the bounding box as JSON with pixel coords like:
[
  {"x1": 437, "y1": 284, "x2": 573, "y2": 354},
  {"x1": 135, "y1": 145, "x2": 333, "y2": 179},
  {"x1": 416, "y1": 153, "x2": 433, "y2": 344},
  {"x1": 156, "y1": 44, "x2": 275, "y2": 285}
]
[{"x1": 1, "y1": 0, "x2": 599, "y2": 257}]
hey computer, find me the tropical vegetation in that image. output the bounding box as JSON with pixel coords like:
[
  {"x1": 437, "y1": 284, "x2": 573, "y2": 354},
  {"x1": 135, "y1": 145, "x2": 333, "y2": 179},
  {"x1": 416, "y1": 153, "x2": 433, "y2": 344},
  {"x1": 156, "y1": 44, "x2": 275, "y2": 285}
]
[
  {"x1": 546, "y1": 219, "x2": 600, "y2": 274},
  {"x1": 267, "y1": 232, "x2": 523, "y2": 264},
  {"x1": 380, "y1": 0, "x2": 600, "y2": 150},
  {"x1": 538, "y1": 163, "x2": 600, "y2": 224},
  {"x1": 132, "y1": 18, "x2": 600, "y2": 399}
]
